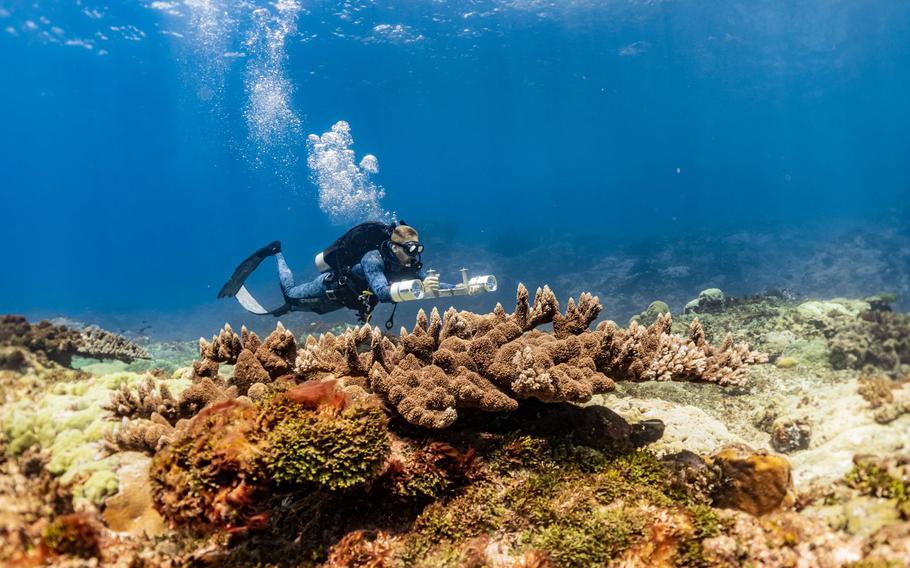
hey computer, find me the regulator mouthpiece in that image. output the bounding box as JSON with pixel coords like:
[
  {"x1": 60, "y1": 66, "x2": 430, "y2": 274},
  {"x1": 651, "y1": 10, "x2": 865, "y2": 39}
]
[{"x1": 390, "y1": 279, "x2": 425, "y2": 303}]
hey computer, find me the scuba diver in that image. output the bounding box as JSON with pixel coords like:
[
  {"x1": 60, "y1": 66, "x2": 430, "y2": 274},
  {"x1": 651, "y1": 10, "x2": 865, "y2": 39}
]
[{"x1": 218, "y1": 221, "x2": 495, "y2": 329}]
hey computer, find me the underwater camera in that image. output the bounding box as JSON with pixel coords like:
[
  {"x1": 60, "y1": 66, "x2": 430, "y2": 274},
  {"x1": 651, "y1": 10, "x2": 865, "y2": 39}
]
[{"x1": 390, "y1": 268, "x2": 498, "y2": 303}]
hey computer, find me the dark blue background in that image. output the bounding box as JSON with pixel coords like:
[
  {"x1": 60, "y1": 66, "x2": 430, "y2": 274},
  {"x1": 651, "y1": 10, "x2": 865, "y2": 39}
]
[{"x1": 1, "y1": 0, "x2": 908, "y2": 334}]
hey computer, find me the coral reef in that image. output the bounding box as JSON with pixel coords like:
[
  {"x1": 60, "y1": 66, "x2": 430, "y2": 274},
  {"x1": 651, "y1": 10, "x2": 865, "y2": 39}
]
[
  {"x1": 828, "y1": 309, "x2": 910, "y2": 373},
  {"x1": 42, "y1": 513, "x2": 102, "y2": 558},
  {"x1": 178, "y1": 286, "x2": 764, "y2": 431},
  {"x1": 0, "y1": 315, "x2": 150, "y2": 367},
  {"x1": 630, "y1": 299, "x2": 670, "y2": 326},
  {"x1": 1, "y1": 363, "x2": 192, "y2": 505},
  {"x1": 684, "y1": 287, "x2": 728, "y2": 314},
  {"x1": 844, "y1": 454, "x2": 910, "y2": 520},
  {"x1": 4, "y1": 282, "x2": 910, "y2": 567},
  {"x1": 0, "y1": 449, "x2": 74, "y2": 562}
]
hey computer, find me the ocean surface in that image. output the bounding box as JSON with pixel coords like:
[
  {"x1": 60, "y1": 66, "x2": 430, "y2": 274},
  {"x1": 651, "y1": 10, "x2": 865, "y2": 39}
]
[{"x1": 1, "y1": 0, "x2": 908, "y2": 340}]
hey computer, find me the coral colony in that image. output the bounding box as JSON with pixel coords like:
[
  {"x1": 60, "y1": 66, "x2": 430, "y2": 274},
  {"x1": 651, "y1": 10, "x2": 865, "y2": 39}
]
[{"x1": 2, "y1": 286, "x2": 910, "y2": 565}]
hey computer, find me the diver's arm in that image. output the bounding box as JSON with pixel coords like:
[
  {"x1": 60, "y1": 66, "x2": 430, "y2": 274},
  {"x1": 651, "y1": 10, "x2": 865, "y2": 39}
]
[{"x1": 361, "y1": 252, "x2": 394, "y2": 302}]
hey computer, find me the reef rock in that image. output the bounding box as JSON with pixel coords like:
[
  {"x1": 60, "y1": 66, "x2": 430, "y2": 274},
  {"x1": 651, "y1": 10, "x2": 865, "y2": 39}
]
[
  {"x1": 597, "y1": 394, "x2": 747, "y2": 457},
  {"x1": 102, "y1": 451, "x2": 166, "y2": 537},
  {"x1": 770, "y1": 418, "x2": 812, "y2": 453}
]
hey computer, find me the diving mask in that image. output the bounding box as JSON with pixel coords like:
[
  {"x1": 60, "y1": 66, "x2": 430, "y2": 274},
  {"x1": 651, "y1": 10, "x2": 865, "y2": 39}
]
[{"x1": 397, "y1": 241, "x2": 424, "y2": 256}]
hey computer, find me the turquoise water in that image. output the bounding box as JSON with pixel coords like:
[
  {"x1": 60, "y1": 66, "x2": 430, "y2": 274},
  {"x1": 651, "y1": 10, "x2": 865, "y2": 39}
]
[{"x1": 1, "y1": 0, "x2": 908, "y2": 338}]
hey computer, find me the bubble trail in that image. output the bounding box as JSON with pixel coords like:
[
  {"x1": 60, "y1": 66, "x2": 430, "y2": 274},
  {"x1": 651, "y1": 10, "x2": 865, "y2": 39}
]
[{"x1": 307, "y1": 121, "x2": 394, "y2": 225}]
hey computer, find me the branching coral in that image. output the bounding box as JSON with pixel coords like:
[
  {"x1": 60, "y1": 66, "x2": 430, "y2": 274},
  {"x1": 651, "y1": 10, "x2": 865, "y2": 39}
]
[
  {"x1": 106, "y1": 415, "x2": 175, "y2": 454},
  {"x1": 0, "y1": 315, "x2": 149, "y2": 366},
  {"x1": 105, "y1": 375, "x2": 180, "y2": 423},
  {"x1": 76, "y1": 325, "x2": 151, "y2": 364},
  {"x1": 285, "y1": 284, "x2": 766, "y2": 428},
  {"x1": 105, "y1": 324, "x2": 310, "y2": 457},
  {"x1": 177, "y1": 285, "x2": 764, "y2": 432},
  {"x1": 593, "y1": 315, "x2": 766, "y2": 385},
  {"x1": 192, "y1": 322, "x2": 296, "y2": 395}
]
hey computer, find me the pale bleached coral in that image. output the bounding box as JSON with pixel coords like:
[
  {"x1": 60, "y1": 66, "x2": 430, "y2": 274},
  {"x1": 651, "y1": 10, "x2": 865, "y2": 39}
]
[
  {"x1": 594, "y1": 315, "x2": 767, "y2": 386},
  {"x1": 1, "y1": 369, "x2": 190, "y2": 505}
]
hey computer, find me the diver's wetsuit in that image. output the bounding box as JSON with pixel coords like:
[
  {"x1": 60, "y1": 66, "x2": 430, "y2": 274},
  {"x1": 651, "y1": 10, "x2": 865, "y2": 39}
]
[{"x1": 275, "y1": 249, "x2": 452, "y2": 314}]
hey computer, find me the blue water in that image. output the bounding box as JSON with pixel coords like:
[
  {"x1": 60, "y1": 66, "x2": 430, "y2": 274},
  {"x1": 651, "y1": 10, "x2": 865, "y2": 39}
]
[{"x1": 2, "y1": 0, "x2": 909, "y2": 338}]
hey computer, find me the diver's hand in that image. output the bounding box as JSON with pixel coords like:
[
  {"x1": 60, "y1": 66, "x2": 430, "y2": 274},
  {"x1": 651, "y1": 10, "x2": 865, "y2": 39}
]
[{"x1": 423, "y1": 274, "x2": 440, "y2": 295}]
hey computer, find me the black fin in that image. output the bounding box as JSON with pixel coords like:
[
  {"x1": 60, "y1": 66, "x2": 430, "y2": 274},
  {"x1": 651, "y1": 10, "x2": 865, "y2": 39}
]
[{"x1": 217, "y1": 241, "x2": 280, "y2": 299}]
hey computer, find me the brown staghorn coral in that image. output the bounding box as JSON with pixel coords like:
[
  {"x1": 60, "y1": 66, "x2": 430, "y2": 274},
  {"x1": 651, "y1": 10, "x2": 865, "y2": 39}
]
[
  {"x1": 104, "y1": 375, "x2": 180, "y2": 423},
  {"x1": 280, "y1": 284, "x2": 766, "y2": 428},
  {"x1": 192, "y1": 322, "x2": 296, "y2": 396},
  {"x1": 105, "y1": 324, "x2": 308, "y2": 455},
  {"x1": 106, "y1": 414, "x2": 175, "y2": 454}
]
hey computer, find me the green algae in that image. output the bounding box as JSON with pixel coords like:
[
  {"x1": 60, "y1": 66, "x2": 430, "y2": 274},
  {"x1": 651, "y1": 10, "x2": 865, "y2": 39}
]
[
  {"x1": 261, "y1": 403, "x2": 390, "y2": 490},
  {"x1": 399, "y1": 439, "x2": 715, "y2": 568},
  {"x1": 845, "y1": 458, "x2": 910, "y2": 519},
  {"x1": 150, "y1": 394, "x2": 392, "y2": 529}
]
